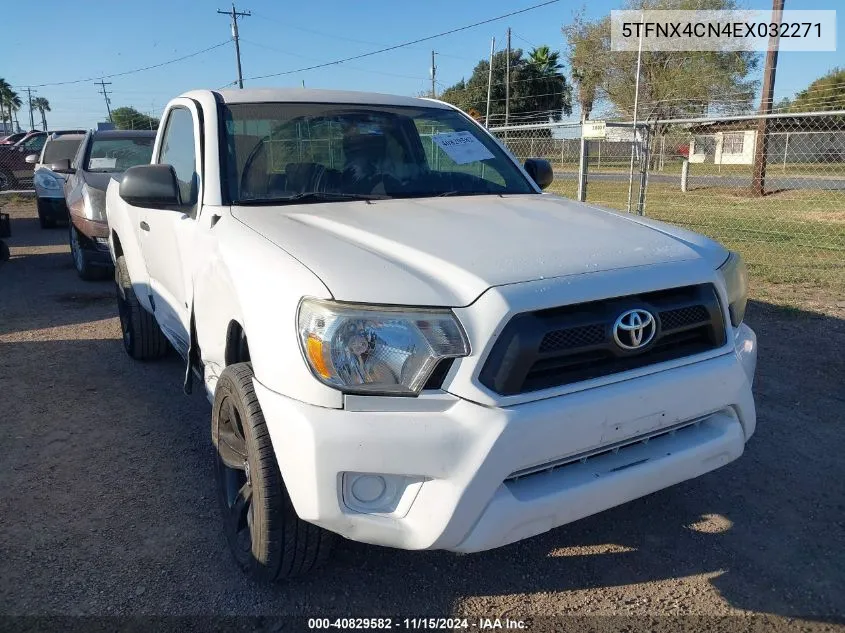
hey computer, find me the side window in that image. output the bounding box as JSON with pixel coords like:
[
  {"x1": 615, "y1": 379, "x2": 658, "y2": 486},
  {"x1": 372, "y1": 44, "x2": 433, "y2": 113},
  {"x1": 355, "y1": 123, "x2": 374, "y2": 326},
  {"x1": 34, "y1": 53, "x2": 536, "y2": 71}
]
[
  {"x1": 72, "y1": 136, "x2": 89, "y2": 170},
  {"x1": 159, "y1": 108, "x2": 198, "y2": 205}
]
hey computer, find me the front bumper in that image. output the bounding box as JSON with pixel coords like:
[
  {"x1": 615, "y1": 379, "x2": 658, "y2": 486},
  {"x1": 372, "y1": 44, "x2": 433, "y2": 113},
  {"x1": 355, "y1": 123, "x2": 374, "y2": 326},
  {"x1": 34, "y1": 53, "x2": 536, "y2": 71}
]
[
  {"x1": 254, "y1": 324, "x2": 757, "y2": 553},
  {"x1": 36, "y1": 197, "x2": 69, "y2": 221}
]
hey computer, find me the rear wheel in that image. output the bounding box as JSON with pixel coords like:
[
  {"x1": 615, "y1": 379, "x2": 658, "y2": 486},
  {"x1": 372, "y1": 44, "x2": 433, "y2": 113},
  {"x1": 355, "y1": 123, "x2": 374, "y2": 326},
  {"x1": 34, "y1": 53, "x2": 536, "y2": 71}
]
[
  {"x1": 0, "y1": 240, "x2": 9, "y2": 262},
  {"x1": 114, "y1": 255, "x2": 169, "y2": 360},
  {"x1": 212, "y1": 363, "x2": 334, "y2": 581}
]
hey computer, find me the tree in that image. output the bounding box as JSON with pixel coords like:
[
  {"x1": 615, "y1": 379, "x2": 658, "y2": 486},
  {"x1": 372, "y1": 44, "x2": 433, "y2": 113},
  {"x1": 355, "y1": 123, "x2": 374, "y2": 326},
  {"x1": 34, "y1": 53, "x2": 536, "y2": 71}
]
[
  {"x1": 110, "y1": 106, "x2": 160, "y2": 130},
  {"x1": 31, "y1": 97, "x2": 50, "y2": 131},
  {"x1": 562, "y1": 16, "x2": 606, "y2": 121},
  {"x1": 528, "y1": 45, "x2": 563, "y2": 75},
  {"x1": 563, "y1": 0, "x2": 760, "y2": 125},
  {"x1": 0, "y1": 80, "x2": 22, "y2": 133},
  {"x1": 0, "y1": 78, "x2": 9, "y2": 132},
  {"x1": 787, "y1": 67, "x2": 845, "y2": 113},
  {"x1": 439, "y1": 47, "x2": 572, "y2": 125}
]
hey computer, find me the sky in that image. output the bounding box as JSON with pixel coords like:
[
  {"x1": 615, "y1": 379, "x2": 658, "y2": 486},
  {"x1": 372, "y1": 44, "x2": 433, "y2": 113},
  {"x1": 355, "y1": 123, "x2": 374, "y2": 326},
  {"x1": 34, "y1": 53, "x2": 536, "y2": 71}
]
[{"x1": 2, "y1": 0, "x2": 842, "y2": 130}]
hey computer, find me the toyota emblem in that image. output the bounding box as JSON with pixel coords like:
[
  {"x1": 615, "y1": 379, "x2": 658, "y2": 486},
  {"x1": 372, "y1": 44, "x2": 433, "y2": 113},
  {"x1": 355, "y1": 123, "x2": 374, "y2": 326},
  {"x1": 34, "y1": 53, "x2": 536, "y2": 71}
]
[{"x1": 613, "y1": 308, "x2": 656, "y2": 351}]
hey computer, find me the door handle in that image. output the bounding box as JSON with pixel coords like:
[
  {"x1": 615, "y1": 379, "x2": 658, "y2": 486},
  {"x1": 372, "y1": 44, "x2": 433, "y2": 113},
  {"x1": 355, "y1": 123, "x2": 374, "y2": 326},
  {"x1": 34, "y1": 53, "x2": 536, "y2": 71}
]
[{"x1": 140, "y1": 221, "x2": 150, "y2": 232}]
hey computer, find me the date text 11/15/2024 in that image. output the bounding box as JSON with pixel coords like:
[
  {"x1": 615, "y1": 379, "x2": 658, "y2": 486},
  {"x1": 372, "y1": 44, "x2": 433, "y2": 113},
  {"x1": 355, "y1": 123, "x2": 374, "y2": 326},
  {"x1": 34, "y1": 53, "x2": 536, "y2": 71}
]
[{"x1": 307, "y1": 617, "x2": 528, "y2": 630}]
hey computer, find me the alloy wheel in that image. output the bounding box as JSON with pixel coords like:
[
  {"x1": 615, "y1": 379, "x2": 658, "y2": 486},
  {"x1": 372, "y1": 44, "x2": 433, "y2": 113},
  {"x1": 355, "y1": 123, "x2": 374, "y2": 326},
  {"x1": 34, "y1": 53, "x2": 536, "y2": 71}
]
[{"x1": 216, "y1": 395, "x2": 254, "y2": 557}]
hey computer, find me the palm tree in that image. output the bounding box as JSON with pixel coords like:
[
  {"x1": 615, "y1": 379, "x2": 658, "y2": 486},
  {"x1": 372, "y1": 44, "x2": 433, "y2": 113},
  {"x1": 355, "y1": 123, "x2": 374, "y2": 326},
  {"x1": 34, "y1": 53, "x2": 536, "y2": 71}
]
[
  {"x1": 32, "y1": 97, "x2": 51, "y2": 131},
  {"x1": 0, "y1": 84, "x2": 22, "y2": 133},
  {"x1": 528, "y1": 45, "x2": 563, "y2": 77},
  {"x1": 0, "y1": 78, "x2": 11, "y2": 133},
  {"x1": 9, "y1": 94, "x2": 22, "y2": 131}
]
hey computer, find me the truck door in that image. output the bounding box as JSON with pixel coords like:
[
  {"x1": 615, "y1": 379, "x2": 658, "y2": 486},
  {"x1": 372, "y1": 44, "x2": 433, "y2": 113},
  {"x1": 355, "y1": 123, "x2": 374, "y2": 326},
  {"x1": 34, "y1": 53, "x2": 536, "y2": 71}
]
[{"x1": 138, "y1": 101, "x2": 203, "y2": 356}]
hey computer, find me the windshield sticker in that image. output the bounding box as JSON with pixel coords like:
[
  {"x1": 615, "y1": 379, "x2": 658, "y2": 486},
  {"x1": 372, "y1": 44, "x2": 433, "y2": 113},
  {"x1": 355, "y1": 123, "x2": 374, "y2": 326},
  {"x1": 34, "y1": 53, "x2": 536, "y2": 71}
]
[
  {"x1": 89, "y1": 157, "x2": 117, "y2": 169},
  {"x1": 432, "y1": 131, "x2": 495, "y2": 165}
]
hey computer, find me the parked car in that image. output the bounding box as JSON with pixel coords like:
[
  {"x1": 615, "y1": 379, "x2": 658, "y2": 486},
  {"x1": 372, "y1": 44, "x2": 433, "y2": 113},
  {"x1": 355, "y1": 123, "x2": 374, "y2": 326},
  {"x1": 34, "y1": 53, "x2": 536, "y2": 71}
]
[
  {"x1": 56, "y1": 129, "x2": 155, "y2": 279},
  {"x1": 0, "y1": 130, "x2": 86, "y2": 190},
  {"x1": 107, "y1": 89, "x2": 757, "y2": 582},
  {"x1": 27, "y1": 132, "x2": 85, "y2": 228},
  {"x1": 0, "y1": 132, "x2": 27, "y2": 145}
]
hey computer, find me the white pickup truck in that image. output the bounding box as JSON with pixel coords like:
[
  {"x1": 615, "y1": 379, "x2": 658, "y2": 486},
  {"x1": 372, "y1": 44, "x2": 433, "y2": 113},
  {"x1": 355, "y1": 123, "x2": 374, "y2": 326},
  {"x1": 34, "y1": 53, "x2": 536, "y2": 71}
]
[{"x1": 106, "y1": 88, "x2": 757, "y2": 582}]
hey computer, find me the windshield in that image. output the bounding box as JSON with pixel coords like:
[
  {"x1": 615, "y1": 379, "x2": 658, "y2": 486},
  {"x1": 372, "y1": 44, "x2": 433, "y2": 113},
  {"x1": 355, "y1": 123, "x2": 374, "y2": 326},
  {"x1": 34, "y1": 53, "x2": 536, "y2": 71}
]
[
  {"x1": 222, "y1": 102, "x2": 535, "y2": 204},
  {"x1": 43, "y1": 138, "x2": 83, "y2": 164},
  {"x1": 84, "y1": 137, "x2": 154, "y2": 173},
  {"x1": 21, "y1": 135, "x2": 46, "y2": 151}
]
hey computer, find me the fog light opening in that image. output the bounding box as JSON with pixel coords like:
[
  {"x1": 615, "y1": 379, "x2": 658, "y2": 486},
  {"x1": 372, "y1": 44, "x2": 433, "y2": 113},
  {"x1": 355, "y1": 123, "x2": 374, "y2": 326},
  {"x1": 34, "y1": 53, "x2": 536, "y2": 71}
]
[
  {"x1": 350, "y1": 474, "x2": 386, "y2": 504},
  {"x1": 341, "y1": 472, "x2": 426, "y2": 517}
]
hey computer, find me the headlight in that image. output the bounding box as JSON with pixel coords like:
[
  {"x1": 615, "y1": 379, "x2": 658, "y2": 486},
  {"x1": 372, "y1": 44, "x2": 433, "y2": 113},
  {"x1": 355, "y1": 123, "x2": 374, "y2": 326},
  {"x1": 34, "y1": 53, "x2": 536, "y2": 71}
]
[
  {"x1": 34, "y1": 170, "x2": 62, "y2": 190},
  {"x1": 297, "y1": 298, "x2": 469, "y2": 395},
  {"x1": 719, "y1": 251, "x2": 748, "y2": 327}
]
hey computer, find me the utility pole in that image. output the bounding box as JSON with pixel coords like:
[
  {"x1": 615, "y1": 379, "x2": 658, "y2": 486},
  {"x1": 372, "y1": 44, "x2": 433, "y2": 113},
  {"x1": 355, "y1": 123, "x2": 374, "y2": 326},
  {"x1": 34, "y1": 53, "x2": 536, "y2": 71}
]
[
  {"x1": 751, "y1": 0, "x2": 784, "y2": 197},
  {"x1": 484, "y1": 36, "x2": 495, "y2": 127},
  {"x1": 625, "y1": 10, "x2": 645, "y2": 214},
  {"x1": 218, "y1": 4, "x2": 251, "y2": 89},
  {"x1": 25, "y1": 87, "x2": 36, "y2": 130},
  {"x1": 505, "y1": 28, "x2": 511, "y2": 127},
  {"x1": 430, "y1": 51, "x2": 437, "y2": 98},
  {"x1": 96, "y1": 79, "x2": 113, "y2": 122}
]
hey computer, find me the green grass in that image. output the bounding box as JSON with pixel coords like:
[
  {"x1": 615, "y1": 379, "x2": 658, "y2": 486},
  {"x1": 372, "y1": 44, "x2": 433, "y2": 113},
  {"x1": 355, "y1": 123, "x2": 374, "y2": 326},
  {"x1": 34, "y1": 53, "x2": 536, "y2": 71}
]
[{"x1": 548, "y1": 179, "x2": 845, "y2": 305}]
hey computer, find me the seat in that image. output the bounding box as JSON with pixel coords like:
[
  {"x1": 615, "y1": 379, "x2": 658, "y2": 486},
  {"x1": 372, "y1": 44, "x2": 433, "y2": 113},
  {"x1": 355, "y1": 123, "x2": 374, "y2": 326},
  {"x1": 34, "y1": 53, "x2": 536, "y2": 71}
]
[{"x1": 285, "y1": 162, "x2": 326, "y2": 194}]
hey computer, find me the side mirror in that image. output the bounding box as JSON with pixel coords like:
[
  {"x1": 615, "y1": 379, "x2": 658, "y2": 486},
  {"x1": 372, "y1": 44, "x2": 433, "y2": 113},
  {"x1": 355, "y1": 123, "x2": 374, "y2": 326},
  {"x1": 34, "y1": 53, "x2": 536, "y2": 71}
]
[
  {"x1": 524, "y1": 158, "x2": 554, "y2": 190},
  {"x1": 50, "y1": 159, "x2": 73, "y2": 174},
  {"x1": 25, "y1": 153, "x2": 38, "y2": 164},
  {"x1": 119, "y1": 164, "x2": 182, "y2": 209}
]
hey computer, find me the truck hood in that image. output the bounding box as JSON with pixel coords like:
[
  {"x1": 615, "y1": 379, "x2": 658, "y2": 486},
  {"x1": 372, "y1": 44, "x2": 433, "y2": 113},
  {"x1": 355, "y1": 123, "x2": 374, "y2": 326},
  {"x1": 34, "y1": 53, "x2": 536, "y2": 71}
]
[{"x1": 232, "y1": 194, "x2": 716, "y2": 306}]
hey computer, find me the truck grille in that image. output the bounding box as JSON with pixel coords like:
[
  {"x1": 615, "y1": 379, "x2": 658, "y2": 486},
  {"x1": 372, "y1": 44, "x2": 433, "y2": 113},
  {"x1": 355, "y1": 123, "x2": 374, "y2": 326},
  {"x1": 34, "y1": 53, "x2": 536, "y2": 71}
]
[{"x1": 478, "y1": 284, "x2": 726, "y2": 396}]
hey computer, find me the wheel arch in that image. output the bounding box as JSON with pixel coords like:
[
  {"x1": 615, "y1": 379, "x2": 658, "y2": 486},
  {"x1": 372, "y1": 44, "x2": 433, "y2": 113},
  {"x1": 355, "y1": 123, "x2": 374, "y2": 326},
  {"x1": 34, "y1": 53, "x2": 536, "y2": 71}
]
[{"x1": 225, "y1": 319, "x2": 251, "y2": 366}]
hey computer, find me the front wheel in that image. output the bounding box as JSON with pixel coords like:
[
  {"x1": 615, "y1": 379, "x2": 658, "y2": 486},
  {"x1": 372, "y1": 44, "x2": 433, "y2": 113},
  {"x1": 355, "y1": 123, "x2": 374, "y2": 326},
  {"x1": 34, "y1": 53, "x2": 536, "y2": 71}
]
[
  {"x1": 114, "y1": 255, "x2": 169, "y2": 360},
  {"x1": 37, "y1": 199, "x2": 57, "y2": 229},
  {"x1": 70, "y1": 224, "x2": 109, "y2": 280},
  {"x1": 212, "y1": 363, "x2": 334, "y2": 581}
]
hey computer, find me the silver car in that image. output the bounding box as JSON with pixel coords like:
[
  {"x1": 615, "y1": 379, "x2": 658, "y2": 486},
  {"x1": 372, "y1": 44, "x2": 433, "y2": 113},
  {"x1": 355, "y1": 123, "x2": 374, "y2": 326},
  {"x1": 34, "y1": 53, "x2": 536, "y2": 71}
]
[{"x1": 27, "y1": 133, "x2": 85, "y2": 228}]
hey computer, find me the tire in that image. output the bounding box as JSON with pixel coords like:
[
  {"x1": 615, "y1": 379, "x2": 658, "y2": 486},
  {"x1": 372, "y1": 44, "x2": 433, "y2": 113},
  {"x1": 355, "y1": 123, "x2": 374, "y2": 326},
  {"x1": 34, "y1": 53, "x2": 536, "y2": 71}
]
[
  {"x1": 0, "y1": 240, "x2": 9, "y2": 262},
  {"x1": 115, "y1": 255, "x2": 169, "y2": 360},
  {"x1": 70, "y1": 223, "x2": 109, "y2": 280},
  {"x1": 37, "y1": 199, "x2": 57, "y2": 229},
  {"x1": 212, "y1": 363, "x2": 334, "y2": 581}
]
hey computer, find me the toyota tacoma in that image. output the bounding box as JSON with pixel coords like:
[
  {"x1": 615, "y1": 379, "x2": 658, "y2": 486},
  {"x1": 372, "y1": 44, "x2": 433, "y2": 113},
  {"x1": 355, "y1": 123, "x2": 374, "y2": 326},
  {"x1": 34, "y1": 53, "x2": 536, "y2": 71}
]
[{"x1": 105, "y1": 89, "x2": 757, "y2": 582}]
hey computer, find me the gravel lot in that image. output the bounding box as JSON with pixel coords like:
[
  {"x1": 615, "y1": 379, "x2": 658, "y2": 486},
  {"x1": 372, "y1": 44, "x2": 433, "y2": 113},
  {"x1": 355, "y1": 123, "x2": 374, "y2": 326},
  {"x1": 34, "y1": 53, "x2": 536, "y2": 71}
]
[{"x1": 1, "y1": 198, "x2": 843, "y2": 630}]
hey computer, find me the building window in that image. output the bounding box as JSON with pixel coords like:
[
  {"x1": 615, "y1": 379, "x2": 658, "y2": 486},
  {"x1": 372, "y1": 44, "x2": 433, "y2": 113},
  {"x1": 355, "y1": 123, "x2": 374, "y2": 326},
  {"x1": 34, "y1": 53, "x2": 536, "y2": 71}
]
[{"x1": 723, "y1": 132, "x2": 744, "y2": 154}]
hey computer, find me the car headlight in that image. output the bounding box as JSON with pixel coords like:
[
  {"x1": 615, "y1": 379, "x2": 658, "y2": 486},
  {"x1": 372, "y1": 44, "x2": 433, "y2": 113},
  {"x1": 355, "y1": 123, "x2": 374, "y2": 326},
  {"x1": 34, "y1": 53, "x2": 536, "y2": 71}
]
[
  {"x1": 297, "y1": 298, "x2": 469, "y2": 395},
  {"x1": 719, "y1": 251, "x2": 748, "y2": 327},
  {"x1": 34, "y1": 170, "x2": 62, "y2": 190}
]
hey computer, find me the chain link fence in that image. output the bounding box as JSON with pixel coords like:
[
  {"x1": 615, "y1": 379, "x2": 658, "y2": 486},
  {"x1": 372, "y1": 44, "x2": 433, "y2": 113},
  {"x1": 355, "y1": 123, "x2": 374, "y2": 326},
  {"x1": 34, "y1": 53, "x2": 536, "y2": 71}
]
[{"x1": 491, "y1": 112, "x2": 845, "y2": 305}]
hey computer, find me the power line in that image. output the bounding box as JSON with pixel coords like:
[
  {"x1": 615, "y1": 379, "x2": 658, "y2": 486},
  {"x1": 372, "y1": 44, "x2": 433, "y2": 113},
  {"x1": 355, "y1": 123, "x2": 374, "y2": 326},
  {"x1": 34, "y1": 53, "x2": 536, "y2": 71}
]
[
  {"x1": 512, "y1": 32, "x2": 538, "y2": 49},
  {"x1": 249, "y1": 11, "x2": 476, "y2": 62},
  {"x1": 18, "y1": 40, "x2": 231, "y2": 88},
  {"x1": 240, "y1": 0, "x2": 562, "y2": 82},
  {"x1": 237, "y1": 39, "x2": 430, "y2": 81},
  {"x1": 217, "y1": 4, "x2": 251, "y2": 89}
]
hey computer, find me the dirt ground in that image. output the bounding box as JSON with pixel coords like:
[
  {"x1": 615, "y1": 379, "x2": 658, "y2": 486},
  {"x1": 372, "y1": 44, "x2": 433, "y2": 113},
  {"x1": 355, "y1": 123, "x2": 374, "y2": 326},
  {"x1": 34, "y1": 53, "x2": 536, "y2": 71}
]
[{"x1": 1, "y1": 198, "x2": 843, "y2": 631}]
